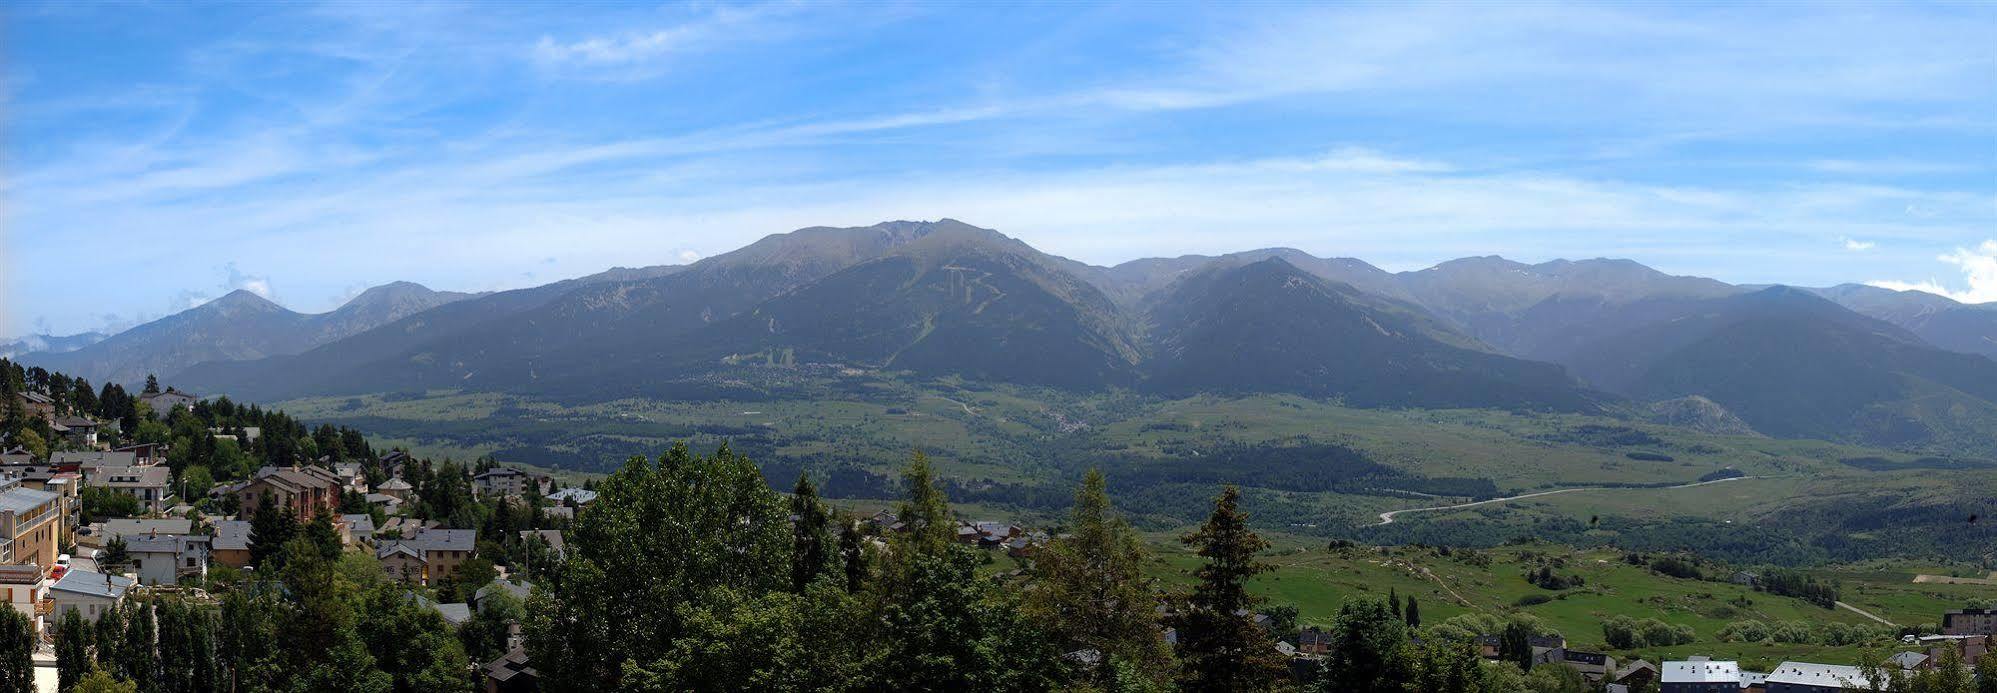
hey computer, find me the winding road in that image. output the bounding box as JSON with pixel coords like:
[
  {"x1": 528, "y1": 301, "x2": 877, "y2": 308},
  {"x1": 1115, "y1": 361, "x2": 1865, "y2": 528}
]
[{"x1": 1371, "y1": 475, "x2": 1757, "y2": 526}]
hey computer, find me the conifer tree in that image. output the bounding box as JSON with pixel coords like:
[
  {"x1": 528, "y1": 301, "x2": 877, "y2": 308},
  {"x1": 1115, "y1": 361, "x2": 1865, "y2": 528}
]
[
  {"x1": 790, "y1": 474, "x2": 835, "y2": 592},
  {"x1": 1172, "y1": 485, "x2": 1284, "y2": 691},
  {"x1": 1026, "y1": 469, "x2": 1172, "y2": 687},
  {"x1": 0, "y1": 607, "x2": 32, "y2": 693}
]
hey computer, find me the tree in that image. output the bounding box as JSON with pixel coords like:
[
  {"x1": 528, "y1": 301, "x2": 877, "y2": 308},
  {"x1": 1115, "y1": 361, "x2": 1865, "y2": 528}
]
[
  {"x1": 13, "y1": 428, "x2": 47, "y2": 461},
  {"x1": 893, "y1": 450, "x2": 953, "y2": 556},
  {"x1": 56, "y1": 608, "x2": 92, "y2": 691},
  {"x1": 1025, "y1": 469, "x2": 1172, "y2": 688},
  {"x1": 1172, "y1": 486, "x2": 1284, "y2": 692},
  {"x1": 838, "y1": 521, "x2": 869, "y2": 594},
  {"x1": 248, "y1": 495, "x2": 299, "y2": 570},
  {"x1": 789, "y1": 474, "x2": 835, "y2": 592},
  {"x1": 1315, "y1": 598, "x2": 1410, "y2": 693},
  {"x1": 99, "y1": 536, "x2": 131, "y2": 572},
  {"x1": 1499, "y1": 619, "x2": 1535, "y2": 672},
  {"x1": 71, "y1": 670, "x2": 138, "y2": 693},
  {"x1": 143, "y1": 375, "x2": 160, "y2": 395},
  {"x1": 1404, "y1": 596, "x2": 1421, "y2": 629},
  {"x1": 0, "y1": 607, "x2": 32, "y2": 693}
]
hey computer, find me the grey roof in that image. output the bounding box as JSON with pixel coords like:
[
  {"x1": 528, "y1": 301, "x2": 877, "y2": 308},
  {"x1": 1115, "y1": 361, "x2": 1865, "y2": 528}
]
[
  {"x1": 1765, "y1": 662, "x2": 1864, "y2": 687},
  {"x1": 433, "y1": 602, "x2": 472, "y2": 626},
  {"x1": 377, "y1": 543, "x2": 424, "y2": 560},
  {"x1": 103, "y1": 518, "x2": 195, "y2": 539},
  {"x1": 51, "y1": 569, "x2": 135, "y2": 599},
  {"x1": 212, "y1": 520, "x2": 253, "y2": 551},
  {"x1": 92, "y1": 465, "x2": 171, "y2": 488},
  {"x1": 546, "y1": 488, "x2": 597, "y2": 504},
  {"x1": 342, "y1": 514, "x2": 376, "y2": 533},
  {"x1": 1888, "y1": 651, "x2": 1929, "y2": 669},
  {"x1": 520, "y1": 529, "x2": 565, "y2": 556},
  {"x1": 412, "y1": 528, "x2": 477, "y2": 551},
  {"x1": 477, "y1": 578, "x2": 531, "y2": 604},
  {"x1": 475, "y1": 467, "x2": 526, "y2": 480},
  {"x1": 1663, "y1": 660, "x2": 1740, "y2": 684},
  {"x1": 53, "y1": 451, "x2": 138, "y2": 467},
  {"x1": 365, "y1": 493, "x2": 402, "y2": 505},
  {"x1": 377, "y1": 478, "x2": 413, "y2": 491},
  {"x1": 126, "y1": 535, "x2": 201, "y2": 554},
  {"x1": 0, "y1": 487, "x2": 58, "y2": 513}
]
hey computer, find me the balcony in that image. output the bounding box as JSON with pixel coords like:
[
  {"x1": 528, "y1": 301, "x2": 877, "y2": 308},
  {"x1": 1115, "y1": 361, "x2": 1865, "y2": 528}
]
[{"x1": 35, "y1": 598, "x2": 53, "y2": 616}]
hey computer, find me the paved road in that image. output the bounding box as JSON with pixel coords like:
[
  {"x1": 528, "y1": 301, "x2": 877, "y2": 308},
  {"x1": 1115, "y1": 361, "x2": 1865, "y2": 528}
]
[{"x1": 1372, "y1": 475, "x2": 1758, "y2": 526}]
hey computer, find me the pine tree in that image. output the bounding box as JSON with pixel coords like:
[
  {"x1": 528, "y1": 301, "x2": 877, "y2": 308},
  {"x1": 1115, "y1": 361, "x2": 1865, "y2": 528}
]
[
  {"x1": 790, "y1": 474, "x2": 835, "y2": 592},
  {"x1": 893, "y1": 450, "x2": 953, "y2": 557},
  {"x1": 247, "y1": 495, "x2": 299, "y2": 570},
  {"x1": 1389, "y1": 588, "x2": 1402, "y2": 619},
  {"x1": 1316, "y1": 598, "x2": 1410, "y2": 693},
  {"x1": 1404, "y1": 595, "x2": 1421, "y2": 628},
  {"x1": 1173, "y1": 485, "x2": 1284, "y2": 691},
  {"x1": 1025, "y1": 469, "x2": 1173, "y2": 688},
  {"x1": 839, "y1": 521, "x2": 869, "y2": 594},
  {"x1": 143, "y1": 375, "x2": 160, "y2": 395}
]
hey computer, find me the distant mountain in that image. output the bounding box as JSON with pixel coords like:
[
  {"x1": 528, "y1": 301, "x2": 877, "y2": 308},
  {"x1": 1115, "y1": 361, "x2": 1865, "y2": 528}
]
[
  {"x1": 1808, "y1": 284, "x2": 1997, "y2": 359},
  {"x1": 158, "y1": 218, "x2": 1997, "y2": 456},
  {"x1": 1562, "y1": 287, "x2": 1997, "y2": 450},
  {"x1": 22, "y1": 283, "x2": 474, "y2": 385},
  {"x1": 1, "y1": 331, "x2": 107, "y2": 359},
  {"x1": 1143, "y1": 257, "x2": 1601, "y2": 410}
]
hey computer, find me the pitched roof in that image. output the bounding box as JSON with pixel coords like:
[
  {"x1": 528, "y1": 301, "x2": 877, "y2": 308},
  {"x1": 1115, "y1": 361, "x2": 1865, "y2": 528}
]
[
  {"x1": 377, "y1": 478, "x2": 413, "y2": 491},
  {"x1": 481, "y1": 648, "x2": 538, "y2": 683},
  {"x1": 474, "y1": 467, "x2": 526, "y2": 480},
  {"x1": 377, "y1": 528, "x2": 478, "y2": 561},
  {"x1": 1889, "y1": 651, "x2": 1929, "y2": 669},
  {"x1": 51, "y1": 569, "x2": 135, "y2": 599},
  {"x1": 476, "y1": 578, "x2": 531, "y2": 604},
  {"x1": 103, "y1": 518, "x2": 195, "y2": 539},
  {"x1": 212, "y1": 520, "x2": 253, "y2": 551},
  {"x1": 546, "y1": 488, "x2": 597, "y2": 504},
  {"x1": 53, "y1": 451, "x2": 138, "y2": 468},
  {"x1": 341, "y1": 514, "x2": 376, "y2": 533},
  {"x1": 53, "y1": 415, "x2": 98, "y2": 428},
  {"x1": 92, "y1": 465, "x2": 171, "y2": 488},
  {"x1": 520, "y1": 529, "x2": 565, "y2": 556},
  {"x1": 248, "y1": 465, "x2": 346, "y2": 493},
  {"x1": 126, "y1": 535, "x2": 201, "y2": 554}
]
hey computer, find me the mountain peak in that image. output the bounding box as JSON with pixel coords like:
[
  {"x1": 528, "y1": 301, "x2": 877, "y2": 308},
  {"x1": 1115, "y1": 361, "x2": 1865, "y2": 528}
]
[{"x1": 209, "y1": 289, "x2": 286, "y2": 311}]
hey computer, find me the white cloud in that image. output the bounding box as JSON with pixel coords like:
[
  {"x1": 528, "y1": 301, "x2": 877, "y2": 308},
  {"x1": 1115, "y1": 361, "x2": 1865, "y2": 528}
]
[
  {"x1": 1843, "y1": 238, "x2": 1876, "y2": 251},
  {"x1": 677, "y1": 250, "x2": 703, "y2": 264},
  {"x1": 529, "y1": 4, "x2": 795, "y2": 77},
  {"x1": 1867, "y1": 240, "x2": 1997, "y2": 304}
]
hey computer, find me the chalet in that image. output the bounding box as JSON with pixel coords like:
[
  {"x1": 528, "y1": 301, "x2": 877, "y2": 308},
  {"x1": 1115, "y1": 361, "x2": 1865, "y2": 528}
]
[
  {"x1": 138, "y1": 388, "x2": 197, "y2": 417},
  {"x1": 375, "y1": 477, "x2": 414, "y2": 501},
  {"x1": 16, "y1": 392, "x2": 55, "y2": 421},
  {"x1": 51, "y1": 416, "x2": 101, "y2": 447},
  {"x1": 481, "y1": 648, "x2": 539, "y2": 693},
  {"x1": 1611, "y1": 660, "x2": 1659, "y2": 690},
  {"x1": 1763, "y1": 661, "x2": 1865, "y2": 692},
  {"x1": 238, "y1": 465, "x2": 345, "y2": 522},
  {"x1": 0, "y1": 563, "x2": 50, "y2": 637},
  {"x1": 380, "y1": 450, "x2": 413, "y2": 479},
  {"x1": 376, "y1": 528, "x2": 478, "y2": 584},
  {"x1": 343, "y1": 514, "x2": 377, "y2": 544},
  {"x1": 58, "y1": 450, "x2": 140, "y2": 474},
  {"x1": 1663, "y1": 658, "x2": 1741, "y2": 693},
  {"x1": 48, "y1": 569, "x2": 134, "y2": 622},
  {"x1": 366, "y1": 493, "x2": 406, "y2": 515},
  {"x1": 519, "y1": 529, "x2": 566, "y2": 560},
  {"x1": 1296, "y1": 627, "x2": 1332, "y2": 655},
  {"x1": 88, "y1": 465, "x2": 174, "y2": 513},
  {"x1": 332, "y1": 463, "x2": 368, "y2": 494},
  {"x1": 211, "y1": 520, "x2": 253, "y2": 569},
  {"x1": 0, "y1": 446, "x2": 33, "y2": 466},
  {"x1": 1535, "y1": 647, "x2": 1617, "y2": 683}
]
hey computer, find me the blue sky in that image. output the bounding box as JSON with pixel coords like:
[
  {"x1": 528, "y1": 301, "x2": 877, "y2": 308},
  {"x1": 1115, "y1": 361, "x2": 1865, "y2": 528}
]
[{"x1": 3, "y1": 1, "x2": 1994, "y2": 335}]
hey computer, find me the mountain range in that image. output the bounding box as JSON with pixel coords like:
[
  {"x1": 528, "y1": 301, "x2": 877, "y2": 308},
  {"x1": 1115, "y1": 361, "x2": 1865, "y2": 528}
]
[{"x1": 22, "y1": 219, "x2": 1997, "y2": 455}]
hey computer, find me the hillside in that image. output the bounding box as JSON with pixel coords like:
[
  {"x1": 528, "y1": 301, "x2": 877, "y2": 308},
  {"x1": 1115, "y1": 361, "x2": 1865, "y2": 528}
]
[
  {"x1": 1143, "y1": 258, "x2": 1599, "y2": 411},
  {"x1": 1811, "y1": 284, "x2": 1997, "y2": 359}
]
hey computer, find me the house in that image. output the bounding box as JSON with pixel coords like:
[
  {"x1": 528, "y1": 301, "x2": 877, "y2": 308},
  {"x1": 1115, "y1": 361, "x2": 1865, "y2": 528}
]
[
  {"x1": 111, "y1": 443, "x2": 165, "y2": 466},
  {"x1": 519, "y1": 529, "x2": 565, "y2": 560},
  {"x1": 1662, "y1": 659, "x2": 1740, "y2": 693},
  {"x1": 332, "y1": 463, "x2": 368, "y2": 494},
  {"x1": 365, "y1": 493, "x2": 406, "y2": 515},
  {"x1": 1887, "y1": 651, "x2": 1930, "y2": 671},
  {"x1": 238, "y1": 465, "x2": 346, "y2": 523},
  {"x1": 343, "y1": 514, "x2": 376, "y2": 544},
  {"x1": 375, "y1": 477, "x2": 414, "y2": 501},
  {"x1": 0, "y1": 486, "x2": 63, "y2": 567},
  {"x1": 48, "y1": 569, "x2": 134, "y2": 622},
  {"x1": 0, "y1": 563, "x2": 50, "y2": 637},
  {"x1": 1297, "y1": 627, "x2": 1332, "y2": 655},
  {"x1": 0, "y1": 446, "x2": 34, "y2": 466},
  {"x1": 89, "y1": 465, "x2": 175, "y2": 513},
  {"x1": 473, "y1": 467, "x2": 548, "y2": 499},
  {"x1": 1535, "y1": 648, "x2": 1617, "y2": 682},
  {"x1": 51, "y1": 416, "x2": 101, "y2": 447},
  {"x1": 1611, "y1": 660, "x2": 1658, "y2": 690},
  {"x1": 380, "y1": 451, "x2": 413, "y2": 479},
  {"x1": 138, "y1": 388, "x2": 197, "y2": 417},
  {"x1": 210, "y1": 520, "x2": 253, "y2": 569},
  {"x1": 376, "y1": 528, "x2": 478, "y2": 584},
  {"x1": 1922, "y1": 634, "x2": 1989, "y2": 667},
  {"x1": 544, "y1": 488, "x2": 596, "y2": 506},
  {"x1": 1763, "y1": 662, "x2": 1865, "y2": 692},
  {"x1": 481, "y1": 648, "x2": 539, "y2": 693},
  {"x1": 126, "y1": 533, "x2": 208, "y2": 586},
  {"x1": 1942, "y1": 608, "x2": 1996, "y2": 636},
  {"x1": 16, "y1": 392, "x2": 55, "y2": 421},
  {"x1": 414, "y1": 594, "x2": 474, "y2": 627}
]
